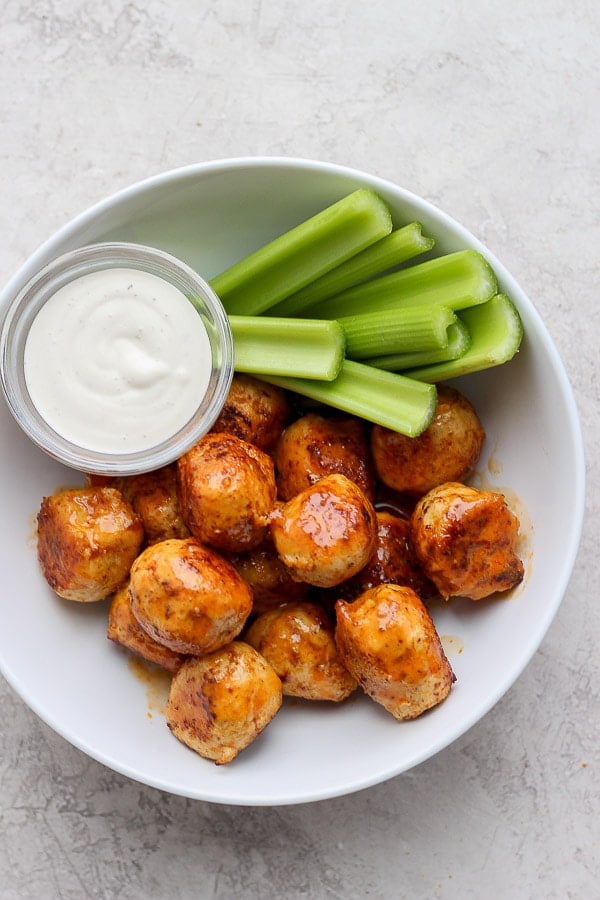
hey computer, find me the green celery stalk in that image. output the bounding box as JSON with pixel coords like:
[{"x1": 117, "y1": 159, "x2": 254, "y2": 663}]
[
  {"x1": 267, "y1": 223, "x2": 434, "y2": 317},
  {"x1": 364, "y1": 320, "x2": 471, "y2": 371},
  {"x1": 306, "y1": 250, "x2": 498, "y2": 320},
  {"x1": 211, "y1": 189, "x2": 392, "y2": 316},
  {"x1": 260, "y1": 359, "x2": 437, "y2": 437},
  {"x1": 338, "y1": 306, "x2": 456, "y2": 360},
  {"x1": 229, "y1": 315, "x2": 345, "y2": 381},
  {"x1": 405, "y1": 294, "x2": 523, "y2": 382}
]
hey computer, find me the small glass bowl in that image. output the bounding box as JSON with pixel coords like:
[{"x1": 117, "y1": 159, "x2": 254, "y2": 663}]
[{"x1": 0, "y1": 242, "x2": 234, "y2": 475}]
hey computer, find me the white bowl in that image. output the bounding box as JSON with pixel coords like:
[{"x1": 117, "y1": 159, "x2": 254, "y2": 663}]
[{"x1": 0, "y1": 158, "x2": 585, "y2": 805}]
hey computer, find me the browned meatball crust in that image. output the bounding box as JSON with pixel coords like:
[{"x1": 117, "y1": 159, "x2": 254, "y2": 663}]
[
  {"x1": 409, "y1": 481, "x2": 524, "y2": 600},
  {"x1": 210, "y1": 374, "x2": 290, "y2": 452},
  {"x1": 275, "y1": 412, "x2": 375, "y2": 501},
  {"x1": 107, "y1": 581, "x2": 186, "y2": 672},
  {"x1": 269, "y1": 473, "x2": 377, "y2": 588},
  {"x1": 335, "y1": 584, "x2": 454, "y2": 720},
  {"x1": 177, "y1": 433, "x2": 277, "y2": 553},
  {"x1": 166, "y1": 641, "x2": 282, "y2": 764},
  {"x1": 129, "y1": 537, "x2": 253, "y2": 655},
  {"x1": 37, "y1": 487, "x2": 144, "y2": 602},
  {"x1": 245, "y1": 602, "x2": 357, "y2": 701},
  {"x1": 371, "y1": 385, "x2": 485, "y2": 496}
]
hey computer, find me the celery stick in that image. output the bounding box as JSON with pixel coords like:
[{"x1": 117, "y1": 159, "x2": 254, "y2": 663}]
[
  {"x1": 267, "y1": 223, "x2": 434, "y2": 317},
  {"x1": 260, "y1": 360, "x2": 437, "y2": 437},
  {"x1": 364, "y1": 320, "x2": 471, "y2": 370},
  {"x1": 338, "y1": 306, "x2": 456, "y2": 360},
  {"x1": 211, "y1": 189, "x2": 392, "y2": 316},
  {"x1": 405, "y1": 294, "x2": 523, "y2": 382},
  {"x1": 229, "y1": 315, "x2": 345, "y2": 381},
  {"x1": 307, "y1": 250, "x2": 497, "y2": 320}
]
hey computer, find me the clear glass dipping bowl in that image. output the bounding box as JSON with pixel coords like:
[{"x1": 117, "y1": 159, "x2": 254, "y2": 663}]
[{"x1": 0, "y1": 242, "x2": 234, "y2": 475}]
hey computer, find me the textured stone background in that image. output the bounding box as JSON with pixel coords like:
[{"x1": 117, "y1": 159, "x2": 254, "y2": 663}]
[{"x1": 1, "y1": 2, "x2": 598, "y2": 898}]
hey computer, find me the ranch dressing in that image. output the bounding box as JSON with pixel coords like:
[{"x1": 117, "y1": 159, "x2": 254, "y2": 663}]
[{"x1": 24, "y1": 267, "x2": 213, "y2": 454}]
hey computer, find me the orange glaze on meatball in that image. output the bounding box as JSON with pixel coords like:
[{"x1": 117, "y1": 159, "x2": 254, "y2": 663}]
[
  {"x1": 37, "y1": 486, "x2": 144, "y2": 602},
  {"x1": 129, "y1": 537, "x2": 253, "y2": 655},
  {"x1": 269, "y1": 473, "x2": 377, "y2": 588},
  {"x1": 177, "y1": 432, "x2": 277, "y2": 553},
  {"x1": 166, "y1": 641, "x2": 282, "y2": 764},
  {"x1": 245, "y1": 602, "x2": 357, "y2": 701},
  {"x1": 335, "y1": 583, "x2": 455, "y2": 720},
  {"x1": 275, "y1": 412, "x2": 375, "y2": 500},
  {"x1": 371, "y1": 385, "x2": 485, "y2": 496},
  {"x1": 409, "y1": 481, "x2": 524, "y2": 600}
]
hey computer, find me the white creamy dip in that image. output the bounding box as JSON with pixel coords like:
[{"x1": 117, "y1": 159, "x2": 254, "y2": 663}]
[{"x1": 24, "y1": 267, "x2": 213, "y2": 454}]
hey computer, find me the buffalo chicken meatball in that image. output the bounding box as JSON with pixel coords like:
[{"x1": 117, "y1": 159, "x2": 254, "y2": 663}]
[
  {"x1": 245, "y1": 602, "x2": 357, "y2": 702},
  {"x1": 178, "y1": 433, "x2": 277, "y2": 553},
  {"x1": 409, "y1": 481, "x2": 524, "y2": 600},
  {"x1": 275, "y1": 412, "x2": 375, "y2": 501},
  {"x1": 335, "y1": 584, "x2": 455, "y2": 720},
  {"x1": 210, "y1": 374, "x2": 290, "y2": 452},
  {"x1": 89, "y1": 464, "x2": 189, "y2": 545},
  {"x1": 269, "y1": 474, "x2": 377, "y2": 588},
  {"x1": 37, "y1": 487, "x2": 144, "y2": 602},
  {"x1": 371, "y1": 385, "x2": 485, "y2": 496},
  {"x1": 107, "y1": 581, "x2": 186, "y2": 672},
  {"x1": 166, "y1": 641, "x2": 282, "y2": 764},
  {"x1": 129, "y1": 537, "x2": 253, "y2": 655}
]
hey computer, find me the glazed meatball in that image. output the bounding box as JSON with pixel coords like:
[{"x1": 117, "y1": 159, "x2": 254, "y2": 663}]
[
  {"x1": 269, "y1": 473, "x2": 377, "y2": 588},
  {"x1": 228, "y1": 534, "x2": 309, "y2": 618},
  {"x1": 129, "y1": 537, "x2": 253, "y2": 655},
  {"x1": 275, "y1": 412, "x2": 375, "y2": 501},
  {"x1": 245, "y1": 602, "x2": 357, "y2": 702},
  {"x1": 178, "y1": 433, "x2": 277, "y2": 552},
  {"x1": 371, "y1": 385, "x2": 485, "y2": 496},
  {"x1": 89, "y1": 464, "x2": 189, "y2": 545},
  {"x1": 335, "y1": 584, "x2": 454, "y2": 720},
  {"x1": 107, "y1": 581, "x2": 186, "y2": 672},
  {"x1": 333, "y1": 511, "x2": 437, "y2": 602},
  {"x1": 210, "y1": 374, "x2": 290, "y2": 452},
  {"x1": 409, "y1": 481, "x2": 524, "y2": 600},
  {"x1": 166, "y1": 641, "x2": 282, "y2": 764},
  {"x1": 37, "y1": 487, "x2": 144, "y2": 602}
]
